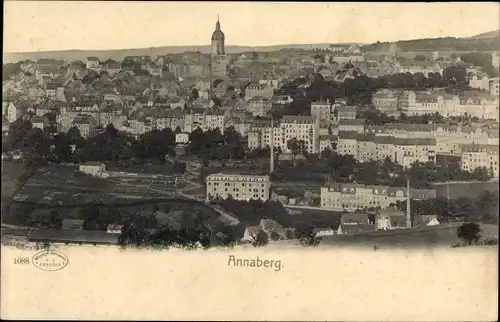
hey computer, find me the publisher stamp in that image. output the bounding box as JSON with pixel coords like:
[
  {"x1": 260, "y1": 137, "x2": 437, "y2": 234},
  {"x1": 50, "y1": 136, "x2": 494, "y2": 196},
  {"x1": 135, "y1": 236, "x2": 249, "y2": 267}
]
[{"x1": 32, "y1": 250, "x2": 69, "y2": 271}]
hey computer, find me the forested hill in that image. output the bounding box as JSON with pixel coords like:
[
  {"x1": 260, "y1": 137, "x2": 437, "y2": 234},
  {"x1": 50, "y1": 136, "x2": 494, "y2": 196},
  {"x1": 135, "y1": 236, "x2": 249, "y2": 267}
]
[{"x1": 362, "y1": 35, "x2": 499, "y2": 53}]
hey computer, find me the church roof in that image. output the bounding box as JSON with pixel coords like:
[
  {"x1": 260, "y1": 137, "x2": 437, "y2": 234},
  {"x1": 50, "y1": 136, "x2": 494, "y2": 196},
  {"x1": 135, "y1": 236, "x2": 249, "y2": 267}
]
[
  {"x1": 211, "y1": 29, "x2": 225, "y2": 41},
  {"x1": 211, "y1": 18, "x2": 225, "y2": 41}
]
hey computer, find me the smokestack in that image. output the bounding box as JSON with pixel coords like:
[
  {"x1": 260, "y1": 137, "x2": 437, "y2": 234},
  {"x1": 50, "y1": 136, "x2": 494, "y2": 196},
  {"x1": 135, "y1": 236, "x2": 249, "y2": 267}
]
[
  {"x1": 406, "y1": 176, "x2": 411, "y2": 229},
  {"x1": 270, "y1": 117, "x2": 274, "y2": 174}
]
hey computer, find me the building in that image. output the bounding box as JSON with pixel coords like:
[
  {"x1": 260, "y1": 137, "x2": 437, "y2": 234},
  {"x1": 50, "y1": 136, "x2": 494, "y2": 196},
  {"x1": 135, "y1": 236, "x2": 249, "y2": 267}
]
[
  {"x1": 337, "y1": 131, "x2": 358, "y2": 158},
  {"x1": 490, "y1": 78, "x2": 499, "y2": 96},
  {"x1": 321, "y1": 183, "x2": 434, "y2": 212},
  {"x1": 205, "y1": 173, "x2": 271, "y2": 202},
  {"x1": 30, "y1": 116, "x2": 46, "y2": 130},
  {"x1": 175, "y1": 132, "x2": 190, "y2": 144},
  {"x1": 106, "y1": 224, "x2": 124, "y2": 234},
  {"x1": 337, "y1": 213, "x2": 373, "y2": 235},
  {"x1": 86, "y1": 57, "x2": 100, "y2": 70},
  {"x1": 247, "y1": 96, "x2": 272, "y2": 117},
  {"x1": 372, "y1": 89, "x2": 401, "y2": 115},
  {"x1": 245, "y1": 83, "x2": 274, "y2": 101},
  {"x1": 79, "y1": 162, "x2": 106, "y2": 177},
  {"x1": 492, "y1": 52, "x2": 499, "y2": 69},
  {"x1": 72, "y1": 115, "x2": 98, "y2": 138},
  {"x1": 337, "y1": 105, "x2": 357, "y2": 121},
  {"x1": 469, "y1": 75, "x2": 493, "y2": 91},
  {"x1": 461, "y1": 144, "x2": 499, "y2": 178},
  {"x1": 310, "y1": 100, "x2": 332, "y2": 121},
  {"x1": 62, "y1": 219, "x2": 85, "y2": 230},
  {"x1": 211, "y1": 17, "x2": 225, "y2": 55},
  {"x1": 338, "y1": 119, "x2": 365, "y2": 133},
  {"x1": 319, "y1": 135, "x2": 338, "y2": 153},
  {"x1": 413, "y1": 215, "x2": 440, "y2": 227},
  {"x1": 375, "y1": 206, "x2": 405, "y2": 230},
  {"x1": 279, "y1": 115, "x2": 320, "y2": 154}
]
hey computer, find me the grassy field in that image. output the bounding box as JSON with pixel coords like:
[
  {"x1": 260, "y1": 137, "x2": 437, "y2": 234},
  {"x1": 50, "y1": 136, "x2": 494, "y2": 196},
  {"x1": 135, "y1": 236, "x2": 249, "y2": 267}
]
[
  {"x1": 1, "y1": 161, "x2": 32, "y2": 202},
  {"x1": 105, "y1": 161, "x2": 175, "y2": 175},
  {"x1": 432, "y1": 181, "x2": 499, "y2": 199},
  {"x1": 319, "y1": 223, "x2": 498, "y2": 249},
  {"x1": 289, "y1": 209, "x2": 342, "y2": 229},
  {"x1": 12, "y1": 164, "x2": 175, "y2": 206}
]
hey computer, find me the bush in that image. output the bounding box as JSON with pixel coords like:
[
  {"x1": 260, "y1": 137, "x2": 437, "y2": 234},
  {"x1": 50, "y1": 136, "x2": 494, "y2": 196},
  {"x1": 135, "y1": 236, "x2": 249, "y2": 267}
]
[
  {"x1": 295, "y1": 226, "x2": 322, "y2": 247},
  {"x1": 270, "y1": 231, "x2": 281, "y2": 241},
  {"x1": 479, "y1": 237, "x2": 499, "y2": 246}
]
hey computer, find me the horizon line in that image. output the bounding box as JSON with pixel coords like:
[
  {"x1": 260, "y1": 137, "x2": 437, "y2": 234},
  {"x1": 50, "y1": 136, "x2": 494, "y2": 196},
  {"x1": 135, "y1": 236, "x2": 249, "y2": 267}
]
[{"x1": 5, "y1": 28, "x2": 498, "y2": 55}]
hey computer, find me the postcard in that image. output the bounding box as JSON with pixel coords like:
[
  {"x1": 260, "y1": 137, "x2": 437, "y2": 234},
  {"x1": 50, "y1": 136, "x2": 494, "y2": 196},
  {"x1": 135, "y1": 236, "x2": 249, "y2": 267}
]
[{"x1": 2, "y1": 1, "x2": 499, "y2": 320}]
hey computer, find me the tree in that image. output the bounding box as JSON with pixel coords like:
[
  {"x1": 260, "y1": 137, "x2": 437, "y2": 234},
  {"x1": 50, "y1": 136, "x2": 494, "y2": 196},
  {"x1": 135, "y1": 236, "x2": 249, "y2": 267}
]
[
  {"x1": 7, "y1": 118, "x2": 33, "y2": 150},
  {"x1": 48, "y1": 210, "x2": 62, "y2": 230},
  {"x1": 251, "y1": 230, "x2": 269, "y2": 247},
  {"x1": 457, "y1": 222, "x2": 482, "y2": 245}
]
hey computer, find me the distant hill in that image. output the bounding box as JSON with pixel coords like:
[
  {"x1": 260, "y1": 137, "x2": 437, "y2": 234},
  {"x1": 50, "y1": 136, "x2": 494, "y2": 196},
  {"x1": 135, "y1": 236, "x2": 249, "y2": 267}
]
[
  {"x1": 362, "y1": 33, "x2": 499, "y2": 53},
  {"x1": 2, "y1": 43, "x2": 359, "y2": 64},
  {"x1": 468, "y1": 30, "x2": 500, "y2": 39}
]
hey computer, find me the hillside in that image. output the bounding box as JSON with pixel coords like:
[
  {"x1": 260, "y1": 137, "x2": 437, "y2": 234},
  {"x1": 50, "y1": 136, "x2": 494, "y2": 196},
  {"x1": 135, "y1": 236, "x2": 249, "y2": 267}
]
[
  {"x1": 468, "y1": 30, "x2": 500, "y2": 39},
  {"x1": 3, "y1": 43, "x2": 356, "y2": 64},
  {"x1": 361, "y1": 34, "x2": 499, "y2": 53}
]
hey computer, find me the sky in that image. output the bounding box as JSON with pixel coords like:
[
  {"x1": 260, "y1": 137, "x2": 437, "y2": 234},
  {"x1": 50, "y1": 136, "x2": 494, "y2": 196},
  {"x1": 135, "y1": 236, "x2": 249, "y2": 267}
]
[{"x1": 3, "y1": 1, "x2": 500, "y2": 53}]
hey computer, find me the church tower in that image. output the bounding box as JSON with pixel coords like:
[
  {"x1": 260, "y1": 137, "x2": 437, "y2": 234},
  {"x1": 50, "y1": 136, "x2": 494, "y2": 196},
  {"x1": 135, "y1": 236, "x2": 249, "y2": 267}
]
[{"x1": 211, "y1": 16, "x2": 225, "y2": 55}]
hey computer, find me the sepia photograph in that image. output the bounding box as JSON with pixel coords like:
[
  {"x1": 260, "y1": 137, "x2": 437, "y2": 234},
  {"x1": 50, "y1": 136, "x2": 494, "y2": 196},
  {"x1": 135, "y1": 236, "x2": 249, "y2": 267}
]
[{"x1": 1, "y1": 1, "x2": 499, "y2": 320}]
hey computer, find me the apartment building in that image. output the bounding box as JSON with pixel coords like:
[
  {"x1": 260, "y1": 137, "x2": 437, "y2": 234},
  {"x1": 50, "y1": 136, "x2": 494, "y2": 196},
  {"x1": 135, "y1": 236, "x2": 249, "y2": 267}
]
[
  {"x1": 244, "y1": 83, "x2": 274, "y2": 101},
  {"x1": 246, "y1": 116, "x2": 321, "y2": 154},
  {"x1": 385, "y1": 89, "x2": 499, "y2": 120},
  {"x1": 337, "y1": 105, "x2": 357, "y2": 121},
  {"x1": 338, "y1": 131, "x2": 358, "y2": 158},
  {"x1": 356, "y1": 133, "x2": 377, "y2": 162},
  {"x1": 206, "y1": 173, "x2": 271, "y2": 202},
  {"x1": 392, "y1": 137, "x2": 437, "y2": 167},
  {"x1": 72, "y1": 115, "x2": 98, "y2": 138},
  {"x1": 183, "y1": 108, "x2": 207, "y2": 133},
  {"x1": 372, "y1": 89, "x2": 401, "y2": 115},
  {"x1": 205, "y1": 109, "x2": 226, "y2": 131},
  {"x1": 310, "y1": 100, "x2": 332, "y2": 121},
  {"x1": 279, "y1": 115, "x2": 320, "y2": 154},
  {"x1": 338, "y1": 119, "x2": 365, "y2": 133},
  {"x1": 319, "y1": 135, "x2": 338, "y2": 153},
  {"x1": 337, "y1": 130, "x2": 438, "y2": 165},
  {"x1": 247, "y1": 96, "x2": 272, "y2": 117},
  {"x1": 248, "y1": 119, "x2": 280, "y2": 150},
  {"x1": 461, "y1": 144, "x2": 499, "y2": 178},
  {"x1": 321, "y1": 183, "x2": 405, "y2": 212}
]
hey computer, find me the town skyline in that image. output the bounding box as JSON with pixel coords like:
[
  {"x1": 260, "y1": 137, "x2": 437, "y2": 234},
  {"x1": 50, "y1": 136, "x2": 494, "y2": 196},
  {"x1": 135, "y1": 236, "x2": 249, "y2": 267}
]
[{"x1": 4, "y1": 2, "x2": 499, "y2": 53}]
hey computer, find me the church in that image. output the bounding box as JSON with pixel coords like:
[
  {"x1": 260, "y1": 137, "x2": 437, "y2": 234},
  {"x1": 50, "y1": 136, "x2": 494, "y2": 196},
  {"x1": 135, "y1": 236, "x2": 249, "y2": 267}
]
[{"x1": 210, "y1": 16, "x2": 229, "y2": 78}]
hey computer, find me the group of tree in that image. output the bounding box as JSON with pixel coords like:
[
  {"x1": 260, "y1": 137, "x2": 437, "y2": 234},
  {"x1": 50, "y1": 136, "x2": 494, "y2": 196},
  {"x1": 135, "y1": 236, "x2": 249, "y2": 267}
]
[
  {"x1": 5, "y1": 119, "x2": 181, "y2": 166},
  {"x1": 276, "y1": 67, "x2": 474, "y2": 116},
  {"x1": 187, "y1": 126, "x2": 246, "y2": 162},
  {"x1": 395, "y1": 190, "x2": 499, "y2": 225},
  {"x1": 460, "y1": 52, "x2": 499, "y2": 78},
  {"x1": 209, "y1": 197, "x2": 292, "y2": 228},
  {"x1": 358, "y1": 107, "x2": 447, "y2": 126},
  {"x1": 361, "y1": 37, "x2": 499, "y2": 53},
  {"x1": 272, "y1": 149, "x2": 492, "y2": 188}
]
